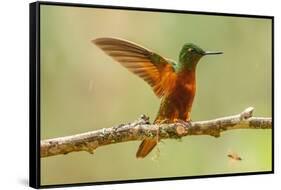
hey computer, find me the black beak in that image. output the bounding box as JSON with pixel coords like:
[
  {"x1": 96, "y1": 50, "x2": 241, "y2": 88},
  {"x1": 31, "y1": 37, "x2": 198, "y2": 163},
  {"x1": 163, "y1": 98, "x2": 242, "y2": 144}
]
[{"x1": 203, "y1": 51, "x2": 223, "y2": 55}]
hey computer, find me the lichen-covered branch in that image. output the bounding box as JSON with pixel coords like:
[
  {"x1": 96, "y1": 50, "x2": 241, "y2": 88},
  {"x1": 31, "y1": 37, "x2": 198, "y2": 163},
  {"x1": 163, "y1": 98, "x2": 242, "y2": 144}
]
[{"x1": 41, "y1": 107, "x2": 272, "y2": 158}]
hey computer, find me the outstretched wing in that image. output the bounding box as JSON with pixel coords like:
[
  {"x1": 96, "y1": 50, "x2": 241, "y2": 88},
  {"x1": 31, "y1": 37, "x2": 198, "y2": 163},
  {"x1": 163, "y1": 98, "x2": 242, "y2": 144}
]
[{"x1": 92, "y1": 37, "x2": 176, "y2": 98}]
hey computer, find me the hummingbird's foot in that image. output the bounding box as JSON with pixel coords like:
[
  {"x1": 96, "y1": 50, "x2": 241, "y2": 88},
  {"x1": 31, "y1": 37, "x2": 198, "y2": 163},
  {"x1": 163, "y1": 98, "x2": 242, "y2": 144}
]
[
  {"x1": 153, "y1": 119, "x2": 171, "y2": 144},
  {"x1": 157, "y1": 119, "x2": 171, "y2": 124},
  {"x1": 174, "y1": 119, "x2": 192, "y2": 128}
]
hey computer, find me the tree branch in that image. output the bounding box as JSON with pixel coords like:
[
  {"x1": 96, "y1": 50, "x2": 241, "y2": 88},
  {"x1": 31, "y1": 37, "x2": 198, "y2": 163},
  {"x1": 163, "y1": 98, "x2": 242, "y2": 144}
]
[{"x1": 41, "y1": 107, "x2": 272, "y2": 158}]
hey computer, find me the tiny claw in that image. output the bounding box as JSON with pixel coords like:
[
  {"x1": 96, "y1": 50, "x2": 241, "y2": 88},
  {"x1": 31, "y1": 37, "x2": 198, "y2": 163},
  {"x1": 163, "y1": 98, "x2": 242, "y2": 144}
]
[{"x1": 157, "y1": 119, "x2": 171, "y2": 124}]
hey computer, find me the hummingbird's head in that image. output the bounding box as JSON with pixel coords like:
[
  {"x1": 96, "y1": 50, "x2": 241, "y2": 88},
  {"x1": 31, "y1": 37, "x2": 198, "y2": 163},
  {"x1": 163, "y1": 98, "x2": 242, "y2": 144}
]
[{"x1": 179, "y1": 43, "x2": 223, "y2": 70}]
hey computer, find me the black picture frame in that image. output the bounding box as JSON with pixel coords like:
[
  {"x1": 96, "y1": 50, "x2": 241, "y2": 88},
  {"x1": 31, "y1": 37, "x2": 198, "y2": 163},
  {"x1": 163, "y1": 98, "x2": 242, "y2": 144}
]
[{"x1": 29, "y1": 1, "x2": 274, "y2": 188}]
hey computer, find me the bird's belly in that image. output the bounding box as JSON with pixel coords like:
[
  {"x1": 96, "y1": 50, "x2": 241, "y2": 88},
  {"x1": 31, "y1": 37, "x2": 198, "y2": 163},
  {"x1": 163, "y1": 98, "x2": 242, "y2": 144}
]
[{"x1": 155, "y1": 83, "x2": 196, "y2": 123}]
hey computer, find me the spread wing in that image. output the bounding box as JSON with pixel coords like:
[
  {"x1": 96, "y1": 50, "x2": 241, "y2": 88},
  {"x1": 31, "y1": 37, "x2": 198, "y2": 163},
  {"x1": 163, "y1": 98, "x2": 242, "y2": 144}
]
[{"x1": 92, "y1": 37, "x2": 176, "y2": 98}]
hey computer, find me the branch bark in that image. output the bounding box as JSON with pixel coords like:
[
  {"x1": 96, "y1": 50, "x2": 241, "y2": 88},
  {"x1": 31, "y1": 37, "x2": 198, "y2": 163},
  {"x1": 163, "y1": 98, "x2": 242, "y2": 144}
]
[{"x1": 41, "y1": 107, "x2": 272, "y2": 158}]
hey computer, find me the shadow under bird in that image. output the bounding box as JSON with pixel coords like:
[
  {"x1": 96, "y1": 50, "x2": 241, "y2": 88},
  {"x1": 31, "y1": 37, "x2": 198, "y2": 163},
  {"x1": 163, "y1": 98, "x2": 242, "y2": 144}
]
[{"x1": 92, "y1": 37, "x2": 223, "y2": 158}]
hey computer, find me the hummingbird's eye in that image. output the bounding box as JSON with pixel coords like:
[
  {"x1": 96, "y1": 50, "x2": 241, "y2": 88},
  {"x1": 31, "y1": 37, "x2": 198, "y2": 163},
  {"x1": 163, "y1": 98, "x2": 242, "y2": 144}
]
[{"x1": 188, "y1": 48, "x2": 194, "y2": 52}]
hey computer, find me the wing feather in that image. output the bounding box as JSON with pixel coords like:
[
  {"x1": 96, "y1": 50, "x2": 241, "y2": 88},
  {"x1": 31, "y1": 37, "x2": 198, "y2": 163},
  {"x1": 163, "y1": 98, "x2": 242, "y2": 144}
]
[{"x1": 92, "y1": 37, "x2": 176, "y2": 97}]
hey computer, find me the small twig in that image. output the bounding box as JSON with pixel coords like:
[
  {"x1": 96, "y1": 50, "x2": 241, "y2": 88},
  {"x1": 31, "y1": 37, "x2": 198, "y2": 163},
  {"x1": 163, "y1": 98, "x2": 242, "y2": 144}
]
[{"x1": 41, "y1": 107, "x2": 271, "y2": 158}]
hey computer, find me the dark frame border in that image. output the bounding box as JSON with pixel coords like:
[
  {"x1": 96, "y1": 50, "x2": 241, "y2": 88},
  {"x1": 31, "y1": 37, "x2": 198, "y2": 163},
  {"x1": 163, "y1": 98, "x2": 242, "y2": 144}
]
[
  {"x1": 30, "y1": 2, "x2": 41, "y2": 188},
  {"x1": 29, "y1": 1, "x2": 274, "y2": 189}
]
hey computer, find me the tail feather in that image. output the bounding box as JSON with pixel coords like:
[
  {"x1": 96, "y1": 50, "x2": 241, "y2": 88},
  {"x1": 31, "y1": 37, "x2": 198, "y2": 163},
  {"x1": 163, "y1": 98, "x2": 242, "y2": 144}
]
[{"x1": 136, "y1": 139, "x2": 157, "y2": 158}]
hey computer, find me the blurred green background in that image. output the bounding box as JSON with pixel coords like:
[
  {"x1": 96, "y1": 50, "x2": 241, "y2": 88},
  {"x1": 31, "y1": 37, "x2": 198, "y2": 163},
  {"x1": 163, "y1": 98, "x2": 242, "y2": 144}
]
[{"x1": 40, "y1": 5, "x2": 272, "y2": 186}]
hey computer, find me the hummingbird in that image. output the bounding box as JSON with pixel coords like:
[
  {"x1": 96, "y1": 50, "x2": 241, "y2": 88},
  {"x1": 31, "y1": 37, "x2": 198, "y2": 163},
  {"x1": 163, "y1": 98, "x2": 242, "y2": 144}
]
[{"x1": 92, "y1": 37, "x2": 222, "y2": 158}]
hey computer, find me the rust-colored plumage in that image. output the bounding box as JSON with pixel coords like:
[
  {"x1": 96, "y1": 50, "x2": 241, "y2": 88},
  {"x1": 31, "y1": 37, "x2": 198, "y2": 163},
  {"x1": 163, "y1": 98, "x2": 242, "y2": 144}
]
[{"x1": 93, "y1": 37, "x2": 222, "y2": 158}]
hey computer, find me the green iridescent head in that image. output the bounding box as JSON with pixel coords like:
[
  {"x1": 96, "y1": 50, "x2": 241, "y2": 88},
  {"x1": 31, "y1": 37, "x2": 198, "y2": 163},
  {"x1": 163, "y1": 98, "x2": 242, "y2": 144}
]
[{"x1": 178, "y1": 43, "x2": 223, "y2": 70}]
